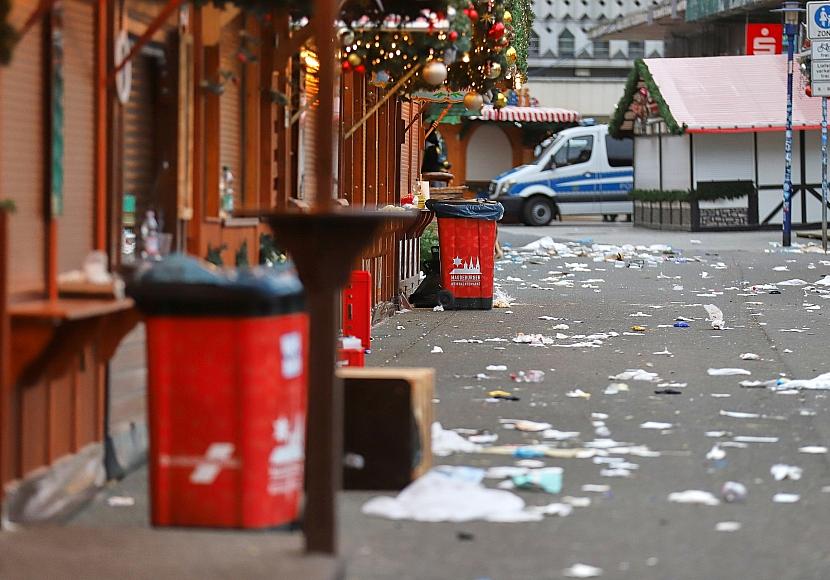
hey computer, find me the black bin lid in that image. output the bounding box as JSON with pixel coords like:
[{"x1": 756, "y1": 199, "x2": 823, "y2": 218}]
[
  {"x1": 127, "y1": 254, "x2": 305, "y2": 317},
  {"x1": 426, "y1": 199, "x2": 504, "y2": 221}
]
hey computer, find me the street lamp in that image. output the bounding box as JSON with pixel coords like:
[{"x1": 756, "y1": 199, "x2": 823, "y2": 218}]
[{"x1": 774, "y1": 1, "x2": 804, "y2": 246}]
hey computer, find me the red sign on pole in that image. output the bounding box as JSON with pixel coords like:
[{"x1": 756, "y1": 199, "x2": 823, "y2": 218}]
[{"x1": 746, "y1": 23, "x2": 783, "y2": 55}]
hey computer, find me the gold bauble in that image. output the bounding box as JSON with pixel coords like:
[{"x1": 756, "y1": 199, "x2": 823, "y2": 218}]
[
  {"x1": 422, "y1": 60, "x2": 448, "y2": 86},
  {"x1": 486, "y1": 62, "x2": 502, "y2": 79},
  {"x1": 347, "y1": 53, "x2": 363, "y2": 67},
  {"x1": 463, "y1": 91, "x2": 484, "y2": 112},
  {"x1": 494, "y1": 92, "x2": 508, "y2": 109},
  {"x1": 503, "y1": 10, "x2": 513, "y2": 24},
  {"x1": 505, "y1": 46, "x2": 518, "y2": 64}
]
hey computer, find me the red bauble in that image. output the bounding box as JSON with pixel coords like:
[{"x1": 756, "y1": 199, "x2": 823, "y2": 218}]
[
  {"x1": 468, "y1": 9, "x2": 479, "y2": 21},
  {"x1": 355, "y1": 64, "x2": 366, "y2": 75},
  {"x1": 342, "y1": 60, "x2": 351, "y2": 71},
  {"x1": 487, "y1": 22, "x2": 505, "y2": 40},
  {"x1": 449, "y1": 30, "x2": 459, "y2": 41},
  {"x1": 806, "y1": 84, "x2": 813, "y2": 97}
]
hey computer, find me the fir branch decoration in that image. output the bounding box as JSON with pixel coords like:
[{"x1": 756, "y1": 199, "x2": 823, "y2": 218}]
[{"x1": 609, "y1": 60, "x2": 685, "y2": 138}]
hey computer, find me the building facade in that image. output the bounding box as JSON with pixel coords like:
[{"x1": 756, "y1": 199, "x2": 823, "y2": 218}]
[{"x1": 527, "y1": 0, "x2": 665, "y2": 120}]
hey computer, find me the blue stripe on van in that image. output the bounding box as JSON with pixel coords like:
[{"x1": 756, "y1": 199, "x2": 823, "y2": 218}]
[{"x1": 508, "y1": 170, "x2": 633, "y2": 196}]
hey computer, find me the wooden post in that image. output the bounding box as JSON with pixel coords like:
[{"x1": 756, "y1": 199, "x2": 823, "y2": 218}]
[
  {"x1": 258, "y1": 12, "x2": 276, "y2": 209},
  {"x1": 0, "y1": 210, "x2": 13, "y2": 505},
  {"x1": 187, "y1": 6, "x2": 204, "y2": 254},
  {"x1": 94, "y1": 0, "x2": 107, "y2": 251}
]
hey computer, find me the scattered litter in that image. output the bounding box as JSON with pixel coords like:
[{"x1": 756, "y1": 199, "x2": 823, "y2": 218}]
[
  {"x1": 798, "y1": 446, "x2": 828, "y2": 454},
  {"x1": 605, "y1": 383, "x2": 629, "y2": 395},
  {"x1": 512, "y1": 467, "x2": 563, "y2": 494},
  {"x1": 526, "y1": 502, "x2": 573, "y2": 517},
  {"x1": 487, "y1": 390, "x2": 519, "y2": 401},
  {"x1": 715, "y1": 521, "x2": 742, "y2": 532},
  {"x1": 673, "y1": 321, "x2": 690, "y2": 328},
  {"x1": 720, "y1": 410, "x2": 760, "y2": 419},
  {"x1": 771, "y1": 464, "x2": 802, "y2": 481},
  {"x1": 493, "y1": 288, "x2": 514, "y2": 308},
  {"x1": 640, "y1": 421, "x2": 673, "y2": 430},
  {"x1": 630, "y1": 311, "x2": 652, "y2": 317},
  {"x1": 706, "y1": 445, "x2": 725, "y2": 460},
  {"x1": 704, "y1": 304, "x2": 725, "y2": 330},
  {"x1": 431, "y1": 346, "x2": 444, "y2": 354},
  {"x1": 486, "y1": 365, "x2": 507, "y2": 371},
  {"x1": 563, "y1": 563, "x2": 604, "y2": 578},
  {"x1": 740, "y1": 353, "x2": 761, "y2": 360},
  {"x1": 582, "y1": 484, "x2": 610, "y2": 493},
  {"x1": 654, "y1": 388, "x2": 682, "y2": 395},
  {"x1": 631, "y1": 325, "x2": 647, "y2": 332},
  {"x1": 777, "y1": 278, "x2": 808, "y2": 286},
  {"x1": 433, "y1": 305, "x2": 444, "y2": 312},
  {"x1": 512, "y1": 333, "x2": 555, "y2": 346},
  {"x1": 543, "y1": 429, "x2": 580, "y2": 441},
  {"x1": 361, "y1": 470, "x2": 540, "y2": 522},
  {"x1": 721, "y1": 481, "x2": 748, "y2": 503},
  {"x1": 566, "y1": 389, "x2": 591, "y2": 399},
  {"x1": 432, "y1": 423, "x2": 481, "y2": 456},
  {"x1": 500, "y1": 419, "x2": 552, "y2": 432},
  {"x1": 734, "y1": 436, "x2": 779, "y2": 443},
  {"x1": 668, "y1": 490, "x2": 720, "y2": 506},
  {"x1": 652, "y1": 348, "x2": 674, "y2": 356},
  {"x1": 610, "y1": 369, "x2": 660, "y2": 382},
  {"x1": 511, "y1": 370, "x2": 545, "y2": 383},
  {"x1": 773, "y1": 493, "x2": 800, "y2": 504},
  {"x1": 769, "y1": 372, "x2": 830, "y2": 391},
  {"x1": 107, "y1": 496, "x2": 135, "y2": 507},
  {"x1": 707, "y1": 368, "x2": 751, "y2": 376}
]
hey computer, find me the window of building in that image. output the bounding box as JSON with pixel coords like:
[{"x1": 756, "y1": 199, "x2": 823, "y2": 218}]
[
  {"x1": 558, "y1": 29, "x2": 575, "y2": 58},
  {"x1": 594, "y1": 40, "x2": 610, "y2": 58},
  {"x1": 551, "y1": 135, "x2": 594, "y2": 168},
  {"x1": 629, "y1": 40, "x2": 645, "y2": 59},
  {"x1": 528, "y1": 31, "x2": 540, "y2": 58},
  {"x1": 605, "y1": 135, "x2": 634, "y2": 167}
]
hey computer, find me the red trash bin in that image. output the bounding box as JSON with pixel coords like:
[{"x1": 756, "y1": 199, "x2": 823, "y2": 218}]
[
  {"x1": 130, "y1": 258, "x2": 307, "y2": 529},
  {"x1": 426, "y1": 200, "x2": 504, "y2": 310}
]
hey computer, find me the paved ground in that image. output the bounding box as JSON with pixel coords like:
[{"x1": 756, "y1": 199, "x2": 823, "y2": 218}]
[{"x1": 340, "y1": 221, "x2": 830, "y2": 580}]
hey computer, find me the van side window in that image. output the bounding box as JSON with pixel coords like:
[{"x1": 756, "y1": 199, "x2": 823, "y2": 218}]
[
  {"x1": 605, "y1": 135, "x2": 633, "y2": 167},
  {"x1": 551, "y1": 136, "x2": 594, "y2": 168}
]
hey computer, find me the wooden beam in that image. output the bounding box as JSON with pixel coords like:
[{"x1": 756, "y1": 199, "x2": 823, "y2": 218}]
[
  {"x1": 0, "y1": 211, "x2": 16, "y2": 501},
  {"x1": 187, "y1": 6, "x2": 204, "y2": 255},
  {"x1": 94, "y1": 0, "x2": 107, "y2": 251},
  {"x1": 110, "y1": 0, "x2": 185, "y2": 81},
  {"x1": 243, "y1": 14, "x2": 260, "y2": 208},
  {"x1": 259, "y1": 13, "x2": 277, "y2": 209},
  {"x1": 343, "y1": 64, "x2": 421, "y2": 141},
  {"x1": 17, "y1": 0, "x2": 57, "y2": 41}
]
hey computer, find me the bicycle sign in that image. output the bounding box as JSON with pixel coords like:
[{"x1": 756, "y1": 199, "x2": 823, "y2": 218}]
[{"x1": 808, "y1": 2, "x2": 830, "y2": 39}]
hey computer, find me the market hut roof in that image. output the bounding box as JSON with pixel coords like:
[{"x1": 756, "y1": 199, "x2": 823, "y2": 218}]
[
  {"x1": 472, "y1": 105, "x2": 581, "y2": 124},
  {"x1": 610, "y1": 55, "x2": 824, "y2": 137}
]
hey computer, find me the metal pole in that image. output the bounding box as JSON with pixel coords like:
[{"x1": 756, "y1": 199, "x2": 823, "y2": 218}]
[
  {"x1": 783, "y1": 20, "x2": 796, "y2": 247},
  {"x1": 823, "y1": 96, "x2": 828, "y2": 252}
]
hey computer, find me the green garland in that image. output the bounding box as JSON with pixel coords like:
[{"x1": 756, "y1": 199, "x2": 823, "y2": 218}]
[
  {"x1": 609, "y1": 59, "x2": 684, "y2": 138},
  {"x1": 504, "y1": 0, "x2": 532, "y2": 74},
  {"x1": 630, "y1": 183, "x2": 754, "y2": 203},
  {"x1": 1, "y1": 0, "x2": 18, "y2": 66}
]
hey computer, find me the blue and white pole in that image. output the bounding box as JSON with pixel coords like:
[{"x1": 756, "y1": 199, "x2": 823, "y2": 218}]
[
  {"x1": 783, "y1": 8, "x2": 798, "y2": 247},
  {"x1": 822, "y1": 96, "x2": 828, "y2": 252}
]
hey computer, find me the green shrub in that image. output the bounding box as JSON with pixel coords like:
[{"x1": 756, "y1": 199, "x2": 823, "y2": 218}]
[
  {"x1": 419, "y1": 222, "x2": 439, "y2": 271},
  {"x1": 630, "y1": 181, "x2": 755, "y2": 203}
]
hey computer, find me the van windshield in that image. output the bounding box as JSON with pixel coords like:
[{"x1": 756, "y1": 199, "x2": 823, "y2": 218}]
[{"x1": 533, "y1": 133, "x2": 565, "y2": 164}]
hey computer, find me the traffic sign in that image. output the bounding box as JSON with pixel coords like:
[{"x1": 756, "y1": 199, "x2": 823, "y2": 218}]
[
  {"x1": 812, "y1": 81, "x2": 830, "y2": 95},
  {"x1": 808, "y1": 1, "x2": 830, "y2": 39},
  {"x1": 814, "y1": 59, "x2": 830, "y2": 80},
  {"x1": 813, "y1": 39, "x2": 830, "y2": 59}
]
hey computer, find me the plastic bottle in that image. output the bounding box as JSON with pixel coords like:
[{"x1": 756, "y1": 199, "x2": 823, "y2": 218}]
[
  {"x1": 220, "y1": 166, "x2": 235, "y2": 218},
  {"x1": 140, "y1": 210, "x2": 160, "y2": 260}
]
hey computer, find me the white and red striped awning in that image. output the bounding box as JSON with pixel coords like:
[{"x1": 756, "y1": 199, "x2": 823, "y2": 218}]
[{"x1": 474, "y1": 105, "x2": 581, "y2": 123}]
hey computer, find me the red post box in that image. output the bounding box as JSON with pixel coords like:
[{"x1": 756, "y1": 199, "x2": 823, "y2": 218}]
[
  {"x1": 342, "y1": 270, "x2": 372, "y2": 350},
  {"x1": 426, "y1": 200, "x2": 504, "y2": 310},
  {"x1": 130, "y1": 257, "x2": 307, "y2": 529}
]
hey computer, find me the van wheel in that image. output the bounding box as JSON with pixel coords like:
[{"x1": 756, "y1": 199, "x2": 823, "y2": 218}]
[{"x1": 522, "y1": 197, "x2": 554, "y2": 227}]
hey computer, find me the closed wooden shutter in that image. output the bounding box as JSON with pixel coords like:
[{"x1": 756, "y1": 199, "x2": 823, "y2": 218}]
[
  {"x1": 59, "y1": 0, "x2": 95, "y2": 272},
  {"x1": 220, "y1": 15, "x2": 243, "y2": 205},
  {"x1": 300, "y1": 62, "x2": 319, "y2": 199},
  {"x1": 123, "y1": 50, "x2": 158, "y2": 225},
  {"x1": 0, "y1": 0, "x2": 45, "y2": 295}
]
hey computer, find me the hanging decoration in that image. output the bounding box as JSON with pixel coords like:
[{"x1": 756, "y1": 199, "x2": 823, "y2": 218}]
[
  {"x1": 422, "y1": 59, "x2": 448, "y2": 86},
  {"x1": 463, "y1": 90, "x2": 484, "y2": 111}
]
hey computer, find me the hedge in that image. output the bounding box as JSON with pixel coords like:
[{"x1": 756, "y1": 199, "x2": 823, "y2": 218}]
[{"x1": 630, "y1": 181, "x2": 755, "y2": 203}]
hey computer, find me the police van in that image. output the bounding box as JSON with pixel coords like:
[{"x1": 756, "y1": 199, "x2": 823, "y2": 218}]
[{"x1": 487, "y1": 124, "x2": 634, "y2": 226}]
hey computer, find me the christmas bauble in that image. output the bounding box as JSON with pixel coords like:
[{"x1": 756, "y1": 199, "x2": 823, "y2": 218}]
[
  {"x1": 449, "y1": 30, "x2": 459, "y2": 42},
  {"x1": 463, "y1": 91, "x2": 484, "y2": 112},
  {"x1": 347, "y1": 53, "x2": 363, "y2": 67},
  {"x1": 468, "y1": 9, "x2": 479, "y2": 21},
  {"x1": 486, "y1": 62, "x2": 502, "y2": 79},
  {"x1": 422, "y1": 60, "x2": 448, "y2": 86},
  {"x1": 487, "y1": 22, "x2": 505, "y2": 40},
  {"x1": 503, "y1": 10, "x2": 513, "y2": 24},
  {"x1": 494, "y1": 92, "x2": 508, "y2": 109},
  {"x1": 505, "y1": 46, "x2": 518, "y2": 64},
  {"x1": 338, "y1": 27, "x2": 355, "y2": 47}
]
